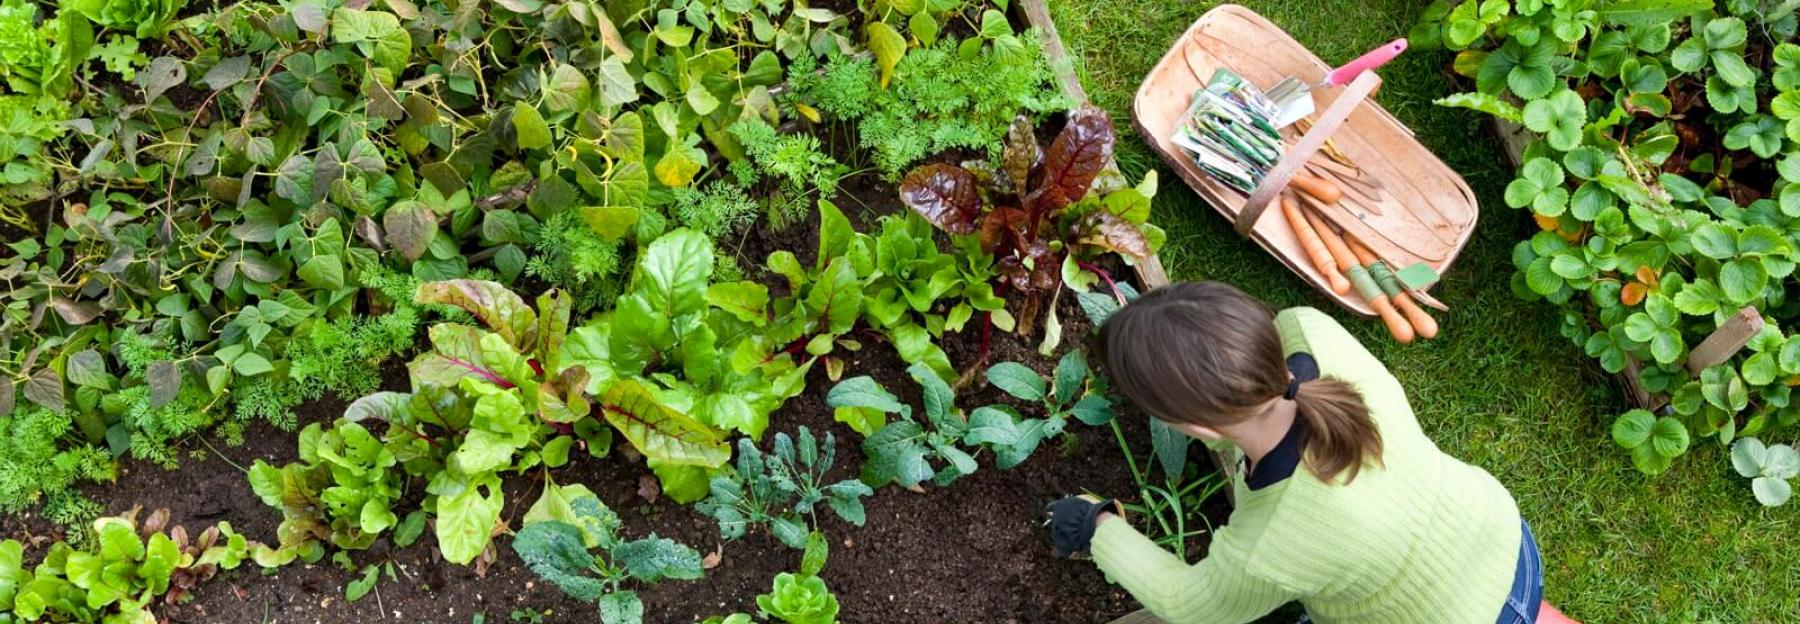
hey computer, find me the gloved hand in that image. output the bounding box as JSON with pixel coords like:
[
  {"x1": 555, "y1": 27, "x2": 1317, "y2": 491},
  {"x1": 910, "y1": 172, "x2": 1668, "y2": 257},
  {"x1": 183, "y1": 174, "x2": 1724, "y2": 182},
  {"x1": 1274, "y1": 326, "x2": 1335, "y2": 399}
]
[{"x1": 1043, "y1": 494, "x2": 1123, "y2": 558}]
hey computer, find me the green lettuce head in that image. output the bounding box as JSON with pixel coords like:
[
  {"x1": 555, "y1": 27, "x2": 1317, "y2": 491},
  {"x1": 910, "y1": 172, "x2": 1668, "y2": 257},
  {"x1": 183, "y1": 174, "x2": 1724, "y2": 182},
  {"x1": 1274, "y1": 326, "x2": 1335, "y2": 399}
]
[
  {"x1": 755, "y1": 572, "x2": 840, "y2": 624},
  {"x1": 69, "y1": 0, "x2": 183, "y2": 38}
]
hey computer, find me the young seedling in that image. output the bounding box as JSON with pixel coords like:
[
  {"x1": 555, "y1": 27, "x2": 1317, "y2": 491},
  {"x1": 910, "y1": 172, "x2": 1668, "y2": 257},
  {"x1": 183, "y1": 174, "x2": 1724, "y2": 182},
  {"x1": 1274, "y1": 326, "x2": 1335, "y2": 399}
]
[
  {"x1": 696, "y1": 427, "x2": 873, "y2": 549},
  {"x1": 511, "y1": 484, "x2": 704, "y2": 624},
  {"x1": 972, "y1": 352, "x2": 1115, "y2": 468}
]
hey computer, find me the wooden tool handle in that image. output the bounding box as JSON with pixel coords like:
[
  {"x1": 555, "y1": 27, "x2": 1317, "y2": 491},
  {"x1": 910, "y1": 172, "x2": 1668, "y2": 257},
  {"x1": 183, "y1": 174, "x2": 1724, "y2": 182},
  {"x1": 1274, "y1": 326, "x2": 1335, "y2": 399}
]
[
  {"x1": 1390, "y1": 291, "x2": 1439, "y2": 340},
  {"x1": 1369, "y1": 295, "x2": 1415, "y2": 344},
  {"x1": 1302, "y1": 208, "x2": 1355, "y2": 270},
  {"x1": 1289, "y1": 174, "x2": 1343, "y2": 204},
  {"x1": 1282, "y1": 195, "x2": 1349, "y2": 294},
  {"x1": 1232, "y1": 72, "x2": 1380, "y2": 235}
]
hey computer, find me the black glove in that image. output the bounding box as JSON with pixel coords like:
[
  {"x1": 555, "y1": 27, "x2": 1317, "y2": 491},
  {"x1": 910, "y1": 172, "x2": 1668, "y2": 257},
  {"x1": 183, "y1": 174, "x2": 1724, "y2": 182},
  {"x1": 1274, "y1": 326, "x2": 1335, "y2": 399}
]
[{"x1": 1043, "y1": 494, "x2": 1123, "y2": 558}]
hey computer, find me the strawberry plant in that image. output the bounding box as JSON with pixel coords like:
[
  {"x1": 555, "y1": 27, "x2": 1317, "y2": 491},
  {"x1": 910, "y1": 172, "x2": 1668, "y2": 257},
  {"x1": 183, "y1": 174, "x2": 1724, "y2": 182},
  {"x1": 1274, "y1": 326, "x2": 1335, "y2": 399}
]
[{"x1": 1416, "y1": 0, "x2": 1800, "y2": 474}]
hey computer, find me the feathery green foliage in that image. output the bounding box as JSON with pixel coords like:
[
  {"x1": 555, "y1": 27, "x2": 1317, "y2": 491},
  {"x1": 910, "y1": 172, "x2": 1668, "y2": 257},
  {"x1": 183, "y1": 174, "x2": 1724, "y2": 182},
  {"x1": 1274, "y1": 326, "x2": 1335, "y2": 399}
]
[{"x1": 789, "y1": 37, "x2": 1069, "y2": 177}]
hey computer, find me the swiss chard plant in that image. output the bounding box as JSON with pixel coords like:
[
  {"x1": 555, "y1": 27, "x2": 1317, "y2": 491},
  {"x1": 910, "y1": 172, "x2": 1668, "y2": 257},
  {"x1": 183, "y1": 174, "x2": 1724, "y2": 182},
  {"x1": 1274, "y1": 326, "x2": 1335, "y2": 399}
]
[
  {"x1": 1415, "y1": 0, "x2": 1800, "y2": 474},
  {"x1": 696, "y1": 427, "x2": 873, "y2": 549},
  {"x1": 252, "y1": 280, "x2": 598, "y2": 566},
  {"x1": 899, "y1": 107, "x2": 1163, "y2": 354},
  {"x1": 512, "y1": 483, "x2": 705, "y2": 624}
]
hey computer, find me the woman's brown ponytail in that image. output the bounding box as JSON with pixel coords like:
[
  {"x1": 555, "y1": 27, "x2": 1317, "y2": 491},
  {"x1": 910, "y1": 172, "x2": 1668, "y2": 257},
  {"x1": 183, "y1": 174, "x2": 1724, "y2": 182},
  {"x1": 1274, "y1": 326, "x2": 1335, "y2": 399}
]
[
  {"x1": 1291, "y1": 377, "x2": 1382, "y2": 483},
  {"x1": 1098, "y1": 281, "x2": 1383, "y2": 484}
]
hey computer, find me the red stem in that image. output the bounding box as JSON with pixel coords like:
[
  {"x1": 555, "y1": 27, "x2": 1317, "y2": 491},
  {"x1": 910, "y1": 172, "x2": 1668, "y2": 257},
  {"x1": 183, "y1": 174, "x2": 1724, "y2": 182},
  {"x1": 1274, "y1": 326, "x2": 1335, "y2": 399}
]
[
  {"x1": 1078, "y1": 261, "x2": 1128, "y2": 306},
  {"x1": 442, "y1": 356, "x2": 517, "y2": 389},
  {"x1": 391, "y1": 420, "x2": 441, "y2": 449}
]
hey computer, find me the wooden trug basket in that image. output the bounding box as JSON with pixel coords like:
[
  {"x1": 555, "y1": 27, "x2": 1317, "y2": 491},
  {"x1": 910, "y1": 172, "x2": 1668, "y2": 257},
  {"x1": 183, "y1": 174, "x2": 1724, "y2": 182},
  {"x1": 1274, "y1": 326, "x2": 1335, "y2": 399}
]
[{"x1": 1131, "y1": 4, "x2": 1479, "y2": 316}]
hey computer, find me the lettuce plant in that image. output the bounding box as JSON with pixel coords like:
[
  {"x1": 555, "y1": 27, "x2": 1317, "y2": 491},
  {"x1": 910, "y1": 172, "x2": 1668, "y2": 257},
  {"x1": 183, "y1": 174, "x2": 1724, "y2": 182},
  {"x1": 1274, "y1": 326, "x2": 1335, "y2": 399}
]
[
  {"x1": 696, "y1": 427, "x2": 872, "y2": 549},
  {"x1": 67, "y1": 0, "x2": 183, "y2": 37},
  {"x1": 756, "y1": 573, "x2": 841, "y2": 624},
  {"x1": 0, "y1": 509, "x2": 256, "y2": 623},
  {"x1": 512, "y1": 484, "x2": 704, "y2": 624}
]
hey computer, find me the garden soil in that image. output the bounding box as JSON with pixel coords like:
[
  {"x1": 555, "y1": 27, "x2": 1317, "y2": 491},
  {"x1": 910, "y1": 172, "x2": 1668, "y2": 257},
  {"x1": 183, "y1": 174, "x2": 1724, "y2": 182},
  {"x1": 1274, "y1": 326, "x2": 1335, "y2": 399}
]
[{"x1": 2, "y1": 172, "x2": 1229, "y2": 624}]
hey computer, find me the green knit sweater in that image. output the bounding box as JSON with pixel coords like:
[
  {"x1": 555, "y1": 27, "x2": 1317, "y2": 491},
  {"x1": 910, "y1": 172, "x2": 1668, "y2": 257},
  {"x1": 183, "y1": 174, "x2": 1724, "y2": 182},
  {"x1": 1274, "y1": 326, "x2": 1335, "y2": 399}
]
[{"x1": 1092, "y1": 307, "x2": 1521, "y2": 623}]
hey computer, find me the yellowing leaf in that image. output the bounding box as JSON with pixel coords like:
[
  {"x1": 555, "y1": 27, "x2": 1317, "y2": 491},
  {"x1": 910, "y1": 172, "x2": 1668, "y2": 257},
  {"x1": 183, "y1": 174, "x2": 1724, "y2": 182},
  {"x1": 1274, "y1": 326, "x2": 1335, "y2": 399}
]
[{"x1": 865, "y1": 22, "x2": 907, "y2": 88}]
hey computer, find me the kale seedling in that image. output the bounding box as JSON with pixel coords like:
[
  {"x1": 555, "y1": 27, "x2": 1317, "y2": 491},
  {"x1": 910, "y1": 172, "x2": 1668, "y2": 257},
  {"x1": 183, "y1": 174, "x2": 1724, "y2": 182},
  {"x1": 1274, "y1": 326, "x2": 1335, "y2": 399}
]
[
  {"x1": 696, "y1": 427, "x2": 873, "y2": 549},
  {"x1": 512, "y1": 484, "x2": 704, "y2": 624}
]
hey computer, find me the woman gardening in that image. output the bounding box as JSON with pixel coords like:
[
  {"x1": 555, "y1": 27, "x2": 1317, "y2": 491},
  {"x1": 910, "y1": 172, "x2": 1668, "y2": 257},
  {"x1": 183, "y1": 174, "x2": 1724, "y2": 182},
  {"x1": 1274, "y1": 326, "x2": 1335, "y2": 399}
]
[{"x1": 1046, "y1": 282, "x2": 1576, "y2": 624}]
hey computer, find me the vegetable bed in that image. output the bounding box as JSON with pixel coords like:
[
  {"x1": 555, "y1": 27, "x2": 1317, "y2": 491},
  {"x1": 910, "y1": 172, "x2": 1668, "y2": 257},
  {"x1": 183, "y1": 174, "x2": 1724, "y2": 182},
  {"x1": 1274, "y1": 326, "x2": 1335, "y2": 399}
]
[{"x1": 0, "y1": 0, "x2": 1229, "y2": 617}]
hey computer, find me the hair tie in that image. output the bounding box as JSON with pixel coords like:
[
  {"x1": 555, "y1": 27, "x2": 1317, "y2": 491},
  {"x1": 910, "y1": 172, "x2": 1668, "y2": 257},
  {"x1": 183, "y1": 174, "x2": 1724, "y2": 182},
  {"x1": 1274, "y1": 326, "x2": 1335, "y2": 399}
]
[{"x1": 1284, "y1": 378, "x2": 1301, "y2": 401}]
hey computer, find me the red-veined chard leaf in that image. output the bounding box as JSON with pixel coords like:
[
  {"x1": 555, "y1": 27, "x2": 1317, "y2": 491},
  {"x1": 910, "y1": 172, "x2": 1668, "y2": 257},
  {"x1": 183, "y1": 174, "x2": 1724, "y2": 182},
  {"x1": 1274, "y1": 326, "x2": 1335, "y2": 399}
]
[
  {"x1": 899, "y1": 164, "x2": 982, "y2": 235},
  {"x1": 1026, "y1": 105, "x2": 1115, "y2": 217},
  {"x1": 416, "y1": 280, "x2": 539, "y2": 352},
  {"x1": 1075, "y1": 211, "x2": 1152, "y2": 259},
  {"x1": 600, "y1": 380, "x2": 731, "y2": 467}
]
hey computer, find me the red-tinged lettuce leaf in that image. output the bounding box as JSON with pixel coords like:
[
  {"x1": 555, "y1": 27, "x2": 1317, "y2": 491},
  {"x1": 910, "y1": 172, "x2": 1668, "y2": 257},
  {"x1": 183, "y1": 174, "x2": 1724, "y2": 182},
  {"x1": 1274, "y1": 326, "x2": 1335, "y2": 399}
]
[
  {"x1": 416, "y1": 280, "x2": 539, "y2": 351},
  {"x1": 1001, "y1": 115, "x2": 1040, "y2": 200},
  {"x1": 600, "y1": 380, "x2": 731, "y2": 467},
  {"x1": 1076, "y1": 211, "x2": 1152, "y2": 259},
  {"x1": 997, "y1": 242, "x2": 1061, "y2": 293},
  {"x1": 900, "y1": 164, "x2": 982, "y2": 235},
  {"x1": 1026, "y1": 105, "x2": 1115, "y2": 217}
]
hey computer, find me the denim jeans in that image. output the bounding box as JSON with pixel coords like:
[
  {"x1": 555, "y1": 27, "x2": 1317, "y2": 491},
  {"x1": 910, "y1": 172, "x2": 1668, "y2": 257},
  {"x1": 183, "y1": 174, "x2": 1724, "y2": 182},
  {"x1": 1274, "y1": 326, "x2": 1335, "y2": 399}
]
[
  {"x1": 1498, "y1": 519, "x2": 1545, "y2": 624},
  {"x1": 1294, "y1": 519, "x2": 1545, "y2": 624}
]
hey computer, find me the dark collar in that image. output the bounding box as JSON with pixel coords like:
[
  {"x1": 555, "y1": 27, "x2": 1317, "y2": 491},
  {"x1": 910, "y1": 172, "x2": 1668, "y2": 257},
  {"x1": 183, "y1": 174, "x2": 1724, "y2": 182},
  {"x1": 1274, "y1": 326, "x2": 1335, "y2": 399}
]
[{"x1": 1245, "y1": 353, "x2": 1318, "y2": 490}]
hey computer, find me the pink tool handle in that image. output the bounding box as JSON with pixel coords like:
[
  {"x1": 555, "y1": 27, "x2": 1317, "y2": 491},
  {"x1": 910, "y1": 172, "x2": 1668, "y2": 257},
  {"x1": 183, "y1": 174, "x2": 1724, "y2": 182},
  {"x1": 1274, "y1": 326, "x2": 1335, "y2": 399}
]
[{"x1": 1325, "y1": 38, "x2": 1407, "y2": 87}]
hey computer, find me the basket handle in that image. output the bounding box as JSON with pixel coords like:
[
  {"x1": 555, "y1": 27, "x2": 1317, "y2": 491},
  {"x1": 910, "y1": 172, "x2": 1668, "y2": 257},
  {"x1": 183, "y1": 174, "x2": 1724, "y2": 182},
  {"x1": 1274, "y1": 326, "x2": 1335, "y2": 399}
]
[{"x1": 1233, "y1": 71, "x2": 1382, "y2": 235}]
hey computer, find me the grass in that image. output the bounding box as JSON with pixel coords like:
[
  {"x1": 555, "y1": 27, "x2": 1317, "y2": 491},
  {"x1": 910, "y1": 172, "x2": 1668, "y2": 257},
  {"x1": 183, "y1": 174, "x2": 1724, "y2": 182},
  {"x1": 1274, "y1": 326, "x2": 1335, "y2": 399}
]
[{"x1": 1046, "y1": 0, "x2": 1800, "y2": 620}]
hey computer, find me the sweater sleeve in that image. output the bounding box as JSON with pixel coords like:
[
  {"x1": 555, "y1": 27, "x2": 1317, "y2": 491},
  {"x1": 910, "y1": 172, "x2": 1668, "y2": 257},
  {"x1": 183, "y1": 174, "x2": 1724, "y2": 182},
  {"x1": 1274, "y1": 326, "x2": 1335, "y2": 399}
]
[{"x1": 1090, "y1": 518, "x2": 1294, "y2": 624}]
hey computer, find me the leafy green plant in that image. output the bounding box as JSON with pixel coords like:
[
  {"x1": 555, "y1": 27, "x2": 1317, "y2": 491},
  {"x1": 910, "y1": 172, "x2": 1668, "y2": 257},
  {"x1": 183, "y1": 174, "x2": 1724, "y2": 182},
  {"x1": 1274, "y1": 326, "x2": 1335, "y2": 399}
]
[
  {"x1": 67, "y1": 0, "x2": 183, "y2": 37},
  {"x1": 899, "y1": 107, "x2": 1163, "y2": 345},
  {"x1": 0, "y1": 509, "x2": 259, "y2": 623},
  {"x1": 972, "y1": 352, "x2": 1115, "y2": 468},
  {"x1": 1731, "y1": 436, "x2": 1800, "y2": 505},
  {"x1": 696, "y1": 427, "x2": 873, "y2": 548},
  {"x1": 861, "y1": 214, "x2": 1007, "y2": 382},
  {"x1": 512, "y1": 484, "x2": 704, "y2": 624},
  {"x1": 1416, "y1": 0, "x2": 1800, "y2": 474},
  {"x1": 828, "y1": 357, "x2": 1097, "y2": 488},
  {"x1": 756, "y1": 572, "x2": 841, "y2": 624},
  {"x1": 788, "y1": 34, "x2": 1069, "y2": 176}
]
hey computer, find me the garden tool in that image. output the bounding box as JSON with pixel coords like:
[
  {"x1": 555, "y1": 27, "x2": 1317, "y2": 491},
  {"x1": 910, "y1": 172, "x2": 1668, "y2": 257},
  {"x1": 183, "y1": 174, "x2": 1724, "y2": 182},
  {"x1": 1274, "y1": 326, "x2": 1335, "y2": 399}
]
[
  {"x1": 1346, "y1": 235, "x2": 1439, "y2": 340},
  {"x1": 1268, "y1": 38, "x2": 1409, "y2": 128},
  {"x1": 1282, "y1": 194, "x2": 1350, "y2": 295},
  {"x1": 1304, "y1": 208, "x2": 1413, "y2": 344}
]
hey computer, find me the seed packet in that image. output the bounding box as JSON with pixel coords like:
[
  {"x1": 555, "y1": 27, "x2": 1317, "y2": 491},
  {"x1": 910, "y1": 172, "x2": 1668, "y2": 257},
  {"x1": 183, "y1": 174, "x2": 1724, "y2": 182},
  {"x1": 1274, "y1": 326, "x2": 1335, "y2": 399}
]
[{"x1": 1170, "y1": 68, "x2": 1286, "y2": 193}]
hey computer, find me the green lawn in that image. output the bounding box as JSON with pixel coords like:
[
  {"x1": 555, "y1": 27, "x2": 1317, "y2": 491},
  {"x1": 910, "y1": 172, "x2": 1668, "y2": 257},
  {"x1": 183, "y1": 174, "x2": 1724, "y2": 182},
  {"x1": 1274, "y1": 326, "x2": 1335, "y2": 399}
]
[{"x1": 1046, "y1": 0, "x2": 1800, "y2": 620}]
